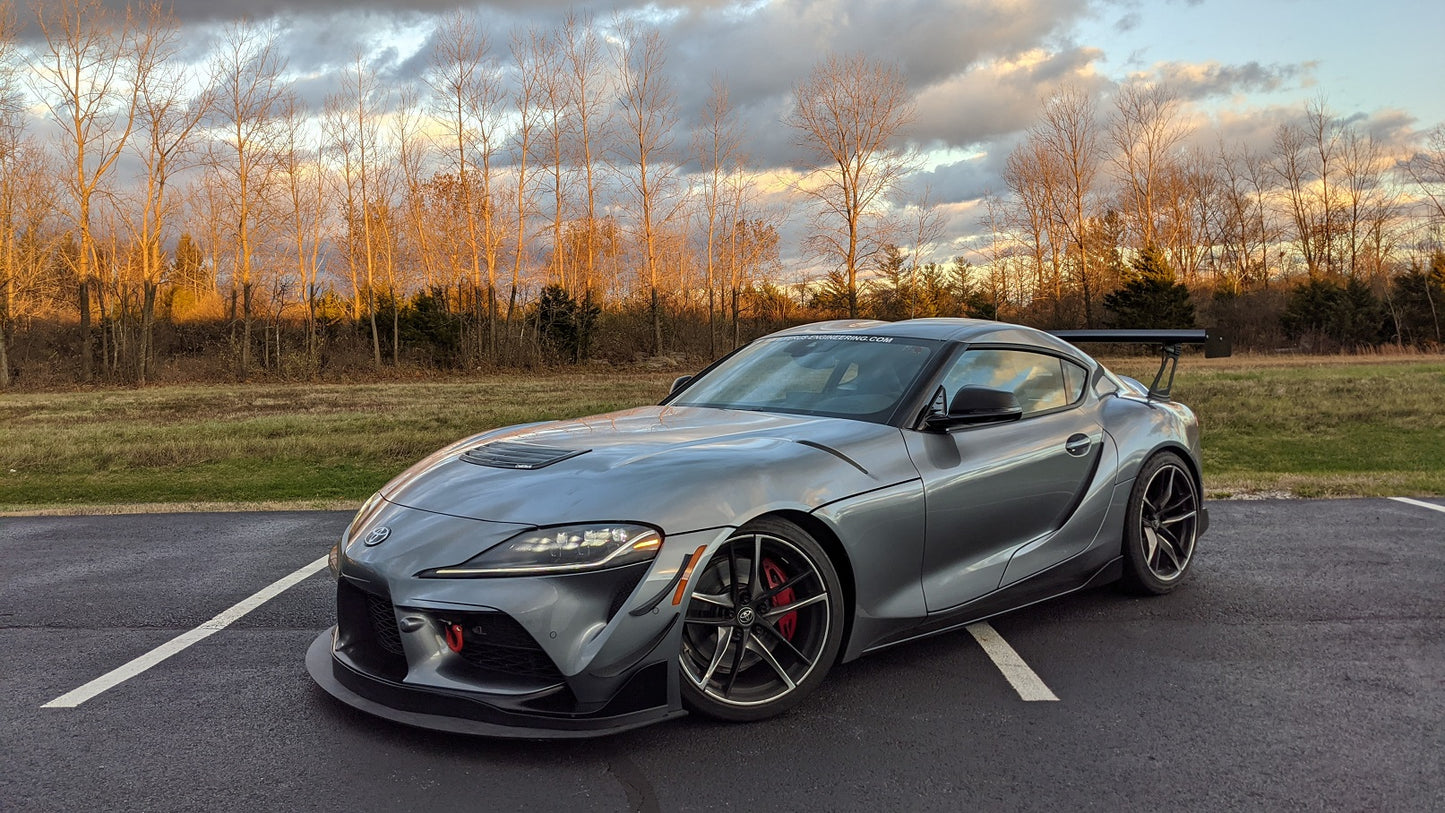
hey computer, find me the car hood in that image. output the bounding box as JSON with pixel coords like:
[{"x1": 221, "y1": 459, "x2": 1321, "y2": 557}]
[{"x1": 379, "y1": 405, "x2": 918, "y2": 534}]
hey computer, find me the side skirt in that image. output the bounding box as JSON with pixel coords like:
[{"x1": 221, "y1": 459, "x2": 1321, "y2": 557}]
[{"x1": 855, "y1": 552, "x2": 1122, "y2": 658}]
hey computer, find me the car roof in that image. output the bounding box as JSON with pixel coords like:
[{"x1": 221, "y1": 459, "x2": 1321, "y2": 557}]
[{"x1": 764, "y1": 318, "x2": 1091, "y2": 361}]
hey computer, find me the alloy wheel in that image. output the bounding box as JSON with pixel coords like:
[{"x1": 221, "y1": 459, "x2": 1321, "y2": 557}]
[
  {"x1": 1139, "y1": 462, "x2": 1198, "y2": 581},
  {"x1": 679, "y1": 531, "x2": 833, "y2": 708}
]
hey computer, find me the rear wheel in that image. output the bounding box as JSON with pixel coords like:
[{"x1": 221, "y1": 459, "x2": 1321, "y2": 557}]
[
  {"x1": 1119, "y1": 451, "x2": 1201, "y2": 595},
  {"x1": 679, "y1": 518, "x2": 844, "y2": 722}
]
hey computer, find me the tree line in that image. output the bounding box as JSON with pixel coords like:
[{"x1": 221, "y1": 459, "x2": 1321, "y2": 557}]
[
  {"x1": 0, "y1": 1, "x2": 1442, "y2": 389},
  {"x1": 973, "y1": 86, "x2": 1445, "y2": 351},
  {"x1": 0, "y1": 1, "x2": 799, "y2": 385}
]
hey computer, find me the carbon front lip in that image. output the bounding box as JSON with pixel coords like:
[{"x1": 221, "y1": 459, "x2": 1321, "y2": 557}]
[{"x1": 305, "y1": 629, "x2": 684, "y2": 739}]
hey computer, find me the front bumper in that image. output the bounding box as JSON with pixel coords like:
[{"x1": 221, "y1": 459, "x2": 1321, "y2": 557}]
[
  {"x1": 307, "y1": 499, "x2": 728, "y2": 738},
  {"x1": 306, "y1": 628, "x2": 683, "y2": 739}
]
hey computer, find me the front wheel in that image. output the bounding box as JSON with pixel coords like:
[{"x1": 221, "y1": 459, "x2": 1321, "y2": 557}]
[
  {"x1": 679, "y1": 519, "x2": 844, "y2": 722},
  {"x1": 1119, "y1": 451, "x2": 1201, "y2": 595}
]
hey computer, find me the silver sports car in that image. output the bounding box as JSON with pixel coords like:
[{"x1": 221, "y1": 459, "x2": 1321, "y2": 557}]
[{"x1": 307, "y1": 318, "x2": 1228, "y2": 737}]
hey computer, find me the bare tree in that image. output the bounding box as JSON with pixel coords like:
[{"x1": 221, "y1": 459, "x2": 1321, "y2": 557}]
[
  {"x1": 324, "y1": 50, "x2": 389, "y2": 368},
  {"x1": 1215, "y1": 140, "x2": 1273, "y2": 293},
  {"x1": 1305, "y1": 98, "x2": 1342, "y2": 276},
  {"x1": 1157, "y1": 148, "x2": 1216, "y2": 285},
  {"x1": 507, "y1": 27, "x2": 546, "y2": 340},
  {"x1": 393, "y1": 86, "x2": 437, "y2": 295},
  {"x1": 902, "y1": 186, "x2": 947, "y2": 318},
  {"x1": 1338, "y1": 125, "x2": 1398, "y2": 281},
  {"x1": 535, "y1": 27, "x2": 570, "y2": 290},
  {"x1": 1273, "y1": 99, "x2": 1347, "y2": 279},
  {"x1": 0, "y1": 0, "x2": 23, "y2": 387},
  {"x1": 694, "y1": 78, "x2": 740, "y2": 357},
  {"x1": 278, "y1": 93, "x2": 326, "y2": 366},
  {"x1": 562, "y1": 11, "x2": 610, "y2": 317},
  {"x1": 1244, "y1": 147, "x2": 1281, "y2": 288},
  {"x1": 209, "y1": 21, "x2": 287, "y2": 376},
  {"x1": 1034, "y1": 85, "x2": 1105, "y2": 327},
  {"x1": 126, "y1": 2, "x2": 210, "y2": 383},
  {"x1": 722, "y1": 216, "x2": 780, "y2": 343},
  {"x1": 429, "y1": 12, "x2": 504, "y2": 358},
  {"x1": 33, "y1": 0, "x2": 140, "y2": 381},
  {"x1": 1109, "y1": 82, "x2": 1189, "y2": 249},
  {"x1": 787, "y1": 53, "x2": 916, "y2": 317},
  {"x1": 978, "y1": 193, "x2": 1016, "y2": 318},
  {"x1": 1403, "y1": 123, "x2": 1445, "y2": 227},
  {"x1": 721, "y1": 147, "x2": 764, "y2": 349},
  {"x1": 612, "y1": 21, "x2": 680, "y2": 354},
  {"x1": 1004, "y1": 133, "x2": 1067, "y2": 322},
  {"x1": 511, "y1": 27, "x2": 549, "y2": 340},
  {"x1": 183, "y1": 168, "x2": 229, "y2": 318}
]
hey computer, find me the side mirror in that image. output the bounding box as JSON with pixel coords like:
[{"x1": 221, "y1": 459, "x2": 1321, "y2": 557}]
[
  {"x1": 925, "y1": 386, "x2": 1023, "y2": 430},
  {"x1": 670, "y1": 375, "x2": 693, "y2": 394}
]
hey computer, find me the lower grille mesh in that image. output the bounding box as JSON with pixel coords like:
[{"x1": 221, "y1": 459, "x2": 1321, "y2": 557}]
[
  {"x1": 448, "y1": 612, "x2": 564, "y2": 682},
  {"x1": 367, "y1": 593, "x2": 405, "y2": 655}
]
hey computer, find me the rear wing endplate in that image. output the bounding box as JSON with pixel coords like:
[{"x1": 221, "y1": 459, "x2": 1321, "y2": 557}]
[{"x1": 1048, "y1": 328, "x2": 1232, "y2": 401}]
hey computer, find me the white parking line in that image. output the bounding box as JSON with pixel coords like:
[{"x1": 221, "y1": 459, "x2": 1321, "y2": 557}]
[
  {"x1": 966, "y1": 621, "x2": 1059, "y2": 702},
  {"x1": 42, "y1": 554, "x2": 329, "y2": 709},
  {"x1": 1390, "y1": 497, "x2": 1445, "y2": 515}
]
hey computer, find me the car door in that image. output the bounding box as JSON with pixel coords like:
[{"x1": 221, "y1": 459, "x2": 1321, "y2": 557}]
[{"x1": 902, "y1": 347, "x2": 1103, "y2": 612}]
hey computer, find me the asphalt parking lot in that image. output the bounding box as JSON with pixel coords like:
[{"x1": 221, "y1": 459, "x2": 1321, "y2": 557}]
[{"x1": 1, "y1": 499, "x2": 1441, "y2": 812}]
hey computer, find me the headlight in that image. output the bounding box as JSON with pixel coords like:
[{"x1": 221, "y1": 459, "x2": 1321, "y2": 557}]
[{"x1": 424, "y1": 524, "x2": 663, "y2": 577}]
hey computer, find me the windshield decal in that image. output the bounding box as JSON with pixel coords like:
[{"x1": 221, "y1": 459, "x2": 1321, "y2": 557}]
[{"x1": 767, "y1": 334, "x2": 895, "y2": 343}]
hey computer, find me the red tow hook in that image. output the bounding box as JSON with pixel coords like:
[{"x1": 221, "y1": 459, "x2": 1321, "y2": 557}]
[
  {"x1": 445, "y1": 622, "x2": 464, "y2": 653},
  {"x1": 762, "y1": 559, "x2": 797, "y2": 640}
]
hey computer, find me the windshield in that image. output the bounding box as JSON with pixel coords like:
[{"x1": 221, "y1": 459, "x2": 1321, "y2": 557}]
[{"x1": 671, "y1": 335, "x2": 941, "y2": 422}]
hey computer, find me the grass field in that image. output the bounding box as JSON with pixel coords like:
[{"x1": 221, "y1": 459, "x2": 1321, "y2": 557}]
[
  {"x1": 2, "y1": 355, "x2": 1442, "y2": 513},
  {"x1": 1105, "y1": 355, "x2": 1445, "y2": 499}
]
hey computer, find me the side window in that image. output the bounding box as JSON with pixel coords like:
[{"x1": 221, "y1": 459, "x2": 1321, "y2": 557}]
[{"x1": 938, "y1": 349, "x2": 1073, "y2": 417}]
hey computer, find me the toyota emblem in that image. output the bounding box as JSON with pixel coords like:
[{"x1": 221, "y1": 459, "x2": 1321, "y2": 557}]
[{"x1": 363, "y1": 526, "x2": 392, "y2": 546}]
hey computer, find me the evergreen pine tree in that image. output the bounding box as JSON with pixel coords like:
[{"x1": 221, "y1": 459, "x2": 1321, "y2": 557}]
[{"x1": 1102, "y1": 245, "x2": 1196, "y2": 329}]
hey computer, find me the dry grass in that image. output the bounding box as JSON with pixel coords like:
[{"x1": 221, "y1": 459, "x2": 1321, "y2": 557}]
[
  {"x1": 2, "y1": 356, "x2": 1442, "y2": 512},
  {"x1": 0, "y1": 372, "x2": 677, "y2": 511},
  {"x1": 1105, "y1": 354, "x2": 1445, "y2": 498},
  {"x1": 0, "y1": 499, "x2": 357, "y2": 517}
]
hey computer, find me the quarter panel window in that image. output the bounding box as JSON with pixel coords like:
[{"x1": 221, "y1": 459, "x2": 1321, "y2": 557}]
[
  {"x1": 1062, "y1": 359, "x2": 1088, "y2": 404},
  {"x1": 939, "y1": 349, "x2": 1071, "y2": 417}
]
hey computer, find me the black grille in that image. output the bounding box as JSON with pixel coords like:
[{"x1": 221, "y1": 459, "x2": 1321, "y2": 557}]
[
  {"x1": 335, "y1": 580, "x2": 407, "y2": 680},
  {"x1": 367, "y1": 593, "x2": 405, "y2": 655},
  {"x1": 447, "y1": 611, "x2": 564, "y2": 683},
  {"x1": 460, "y1": 441, "x2": 588, "y2": 470}
]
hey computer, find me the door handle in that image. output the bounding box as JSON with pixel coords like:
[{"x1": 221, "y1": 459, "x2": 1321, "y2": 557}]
[{"x1": 1064, "y1": 433, "x2": 1092, "y2": 457}]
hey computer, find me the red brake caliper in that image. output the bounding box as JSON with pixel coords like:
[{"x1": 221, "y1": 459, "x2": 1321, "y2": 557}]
[{"x1": 762, "y1": 559, "x2": 796, "y2": 640}]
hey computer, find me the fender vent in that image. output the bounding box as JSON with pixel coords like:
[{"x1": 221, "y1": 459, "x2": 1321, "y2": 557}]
[{"x1": 461, "y1": 441, "x2": 588, "y2": 470}]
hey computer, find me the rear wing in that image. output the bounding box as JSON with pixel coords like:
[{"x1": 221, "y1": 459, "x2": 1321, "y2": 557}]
[{"x1": 1048, "y1": 328, "x2": 1232, "y2": 401}]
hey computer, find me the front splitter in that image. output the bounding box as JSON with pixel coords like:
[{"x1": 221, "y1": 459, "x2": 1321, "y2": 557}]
[{"x1": 305, "y1": 629, "x2": 685, "y2": 740}]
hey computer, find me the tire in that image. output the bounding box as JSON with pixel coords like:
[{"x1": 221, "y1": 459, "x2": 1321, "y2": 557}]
[
  {"x1": 1119, "y1": 451, "x2": 1201, "y2": 595},
  {"x1": 678, "y1": 518, "x2": 845, "y2": 722}
]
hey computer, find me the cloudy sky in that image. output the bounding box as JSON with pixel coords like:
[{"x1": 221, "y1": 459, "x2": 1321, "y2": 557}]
[{"x1": 58, "y1": 0, "x2": 1445, "y2": 266}]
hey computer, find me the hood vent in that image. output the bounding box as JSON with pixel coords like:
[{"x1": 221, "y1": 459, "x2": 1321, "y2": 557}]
[{"x1": 460, "y1": 440, "x2": 589, "y2": 470}]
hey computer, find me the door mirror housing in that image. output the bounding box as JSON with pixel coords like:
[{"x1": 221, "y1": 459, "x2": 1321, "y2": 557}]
[
  {"x1": 670, "y1": 375, "x2": 693, "y2": 395},
  {"x1": 925, "y1": 386, "x2": 1024, "y2": 430}
]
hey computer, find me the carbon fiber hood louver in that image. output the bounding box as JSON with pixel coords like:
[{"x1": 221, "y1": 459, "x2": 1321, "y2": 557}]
[{"x1": 461, "y1": 440, "x2": 589, "y2": 470}]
